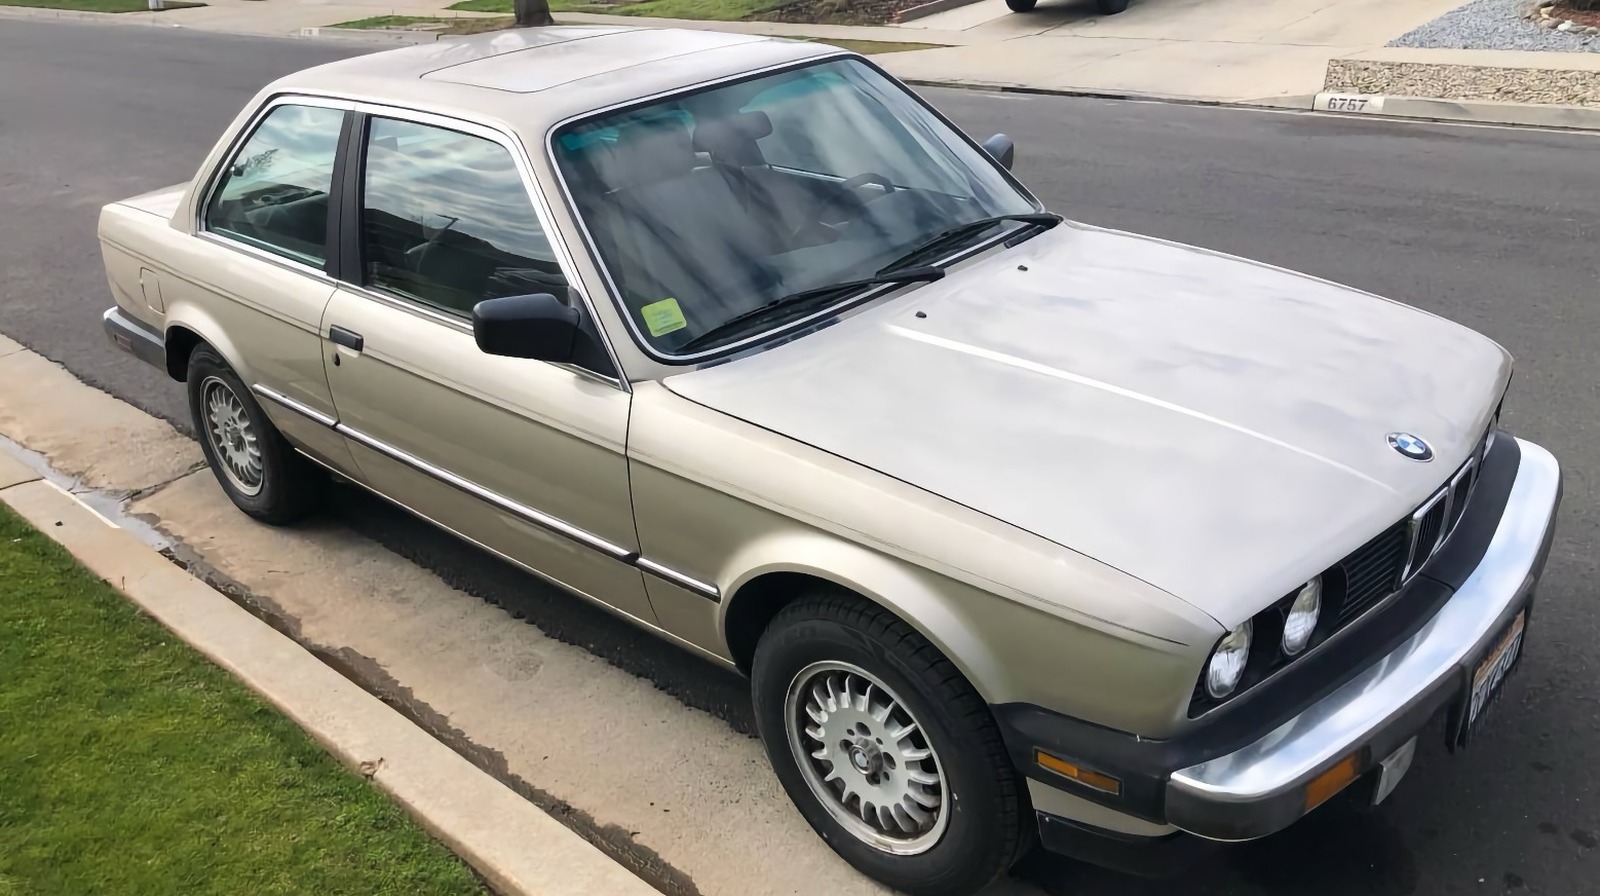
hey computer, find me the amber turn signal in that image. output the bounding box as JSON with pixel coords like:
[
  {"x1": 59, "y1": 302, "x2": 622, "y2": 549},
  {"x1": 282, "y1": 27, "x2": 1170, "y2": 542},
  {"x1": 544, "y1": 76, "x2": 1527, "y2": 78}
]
[
  {"x1": 1035, "y1": 750, "x2": 1122, "y2": 796},
  {"x1": 1303, "y1": 753, "x2": 1361, "y2": 811}
]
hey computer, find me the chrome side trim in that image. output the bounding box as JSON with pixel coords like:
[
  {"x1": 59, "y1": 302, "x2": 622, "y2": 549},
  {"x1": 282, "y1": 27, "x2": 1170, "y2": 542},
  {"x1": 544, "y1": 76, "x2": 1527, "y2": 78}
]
[
  {"x1": 334, "y1": 423, "x2": 635, "y2": 560},
  {"x1": 636, "y1": 557, "x2": 721, "y2": 602},
  {"x1": 1167, "y1": 438, "x2": 1561, "y2": 841},
  {"x1": 291, "y1": 448, "x2": 739, "y2": 671},
  {"x1": 251, "y1": 384, "x2": 338, "y2": 428},
  {"x1": 261, "y1": 386, "x2": 721, "y2": 603}
]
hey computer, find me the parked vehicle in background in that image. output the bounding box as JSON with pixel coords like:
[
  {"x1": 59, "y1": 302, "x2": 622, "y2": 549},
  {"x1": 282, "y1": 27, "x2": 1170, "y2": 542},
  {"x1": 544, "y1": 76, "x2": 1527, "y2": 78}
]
[
  {"x1": 1006, "y1": 0, "x2": 1132, "y2": 16},
  {"x1": 97, "y1": 28, "x2": 1561, "y2": 896}
]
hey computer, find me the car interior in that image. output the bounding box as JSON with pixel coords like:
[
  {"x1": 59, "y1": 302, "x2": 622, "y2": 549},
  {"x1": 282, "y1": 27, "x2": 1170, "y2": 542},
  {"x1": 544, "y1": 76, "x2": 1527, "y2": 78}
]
[
  {"x1": 360, "y1": 128, "x2": 570, "y2": 316},
  {"x1": 559, "y1": 103, "x2": 959, "y2": 352}
]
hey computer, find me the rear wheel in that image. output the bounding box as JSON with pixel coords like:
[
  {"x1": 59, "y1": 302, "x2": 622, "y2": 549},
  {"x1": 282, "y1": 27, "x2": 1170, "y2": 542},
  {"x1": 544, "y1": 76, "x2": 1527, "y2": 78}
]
[
  {"x1": 1005, "y1": 0, "x2": 1038, "y2": 12},
  {"x1": 187, "y1": 345, "x2": 326, "y2": 524},
  {"x1": 752, "y1": 592, "x2": 1030, "y2": 896},
  {"x1": 1097, "y1": 0, "x2": 1131, "y2": 13}
]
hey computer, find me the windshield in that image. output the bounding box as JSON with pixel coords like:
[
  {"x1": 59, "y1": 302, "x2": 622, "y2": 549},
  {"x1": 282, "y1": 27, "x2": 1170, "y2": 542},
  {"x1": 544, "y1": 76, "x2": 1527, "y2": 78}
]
[{"x1": 551, "y1": 57, "x2": 1038, "y2": 357}]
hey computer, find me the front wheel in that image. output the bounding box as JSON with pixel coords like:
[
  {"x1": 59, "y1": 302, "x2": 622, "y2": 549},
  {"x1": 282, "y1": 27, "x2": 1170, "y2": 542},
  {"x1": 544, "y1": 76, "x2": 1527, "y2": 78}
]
[
  {"x1": 752, "y1": 593, "x2": 1029, "y2": 896},
  {"x1": 1096, "y1": 0, "x2": 1131, "y2": 13},
  {"x1": 1005, "y1": 0, "x2": 1038, "y2": 12}
]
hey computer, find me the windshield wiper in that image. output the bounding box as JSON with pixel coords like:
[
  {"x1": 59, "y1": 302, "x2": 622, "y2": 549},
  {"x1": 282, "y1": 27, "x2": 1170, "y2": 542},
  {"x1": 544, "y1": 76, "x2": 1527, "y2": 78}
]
[
  {"x1": 677, "y1": 266, "x2": 945, "y2": 353},
  {"x1": 879, "y1": 212, "x2": 1062, "y2": 275}
]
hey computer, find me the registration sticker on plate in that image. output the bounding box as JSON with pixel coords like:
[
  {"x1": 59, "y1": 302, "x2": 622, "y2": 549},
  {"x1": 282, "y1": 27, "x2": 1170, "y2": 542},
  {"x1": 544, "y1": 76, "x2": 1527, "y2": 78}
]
[{"x1": 1465, "y1": 610, "x2": 1526, "y2": 737}]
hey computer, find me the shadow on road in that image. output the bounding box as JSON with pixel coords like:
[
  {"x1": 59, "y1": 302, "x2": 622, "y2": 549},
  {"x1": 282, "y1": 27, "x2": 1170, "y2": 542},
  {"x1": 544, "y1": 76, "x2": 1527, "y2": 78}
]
[
  {"x1": 330, "y1": 481, "x2": 1444, "y2": 896},
  {"x1": 329, "y1": 481, "x2": 761, "y2": 736}
]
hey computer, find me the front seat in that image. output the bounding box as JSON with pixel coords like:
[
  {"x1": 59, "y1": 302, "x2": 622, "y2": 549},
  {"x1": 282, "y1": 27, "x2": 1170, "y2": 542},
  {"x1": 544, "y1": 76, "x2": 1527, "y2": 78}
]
[{"x1": 587, "y1": 115, "x2": 779, "y2": 336}]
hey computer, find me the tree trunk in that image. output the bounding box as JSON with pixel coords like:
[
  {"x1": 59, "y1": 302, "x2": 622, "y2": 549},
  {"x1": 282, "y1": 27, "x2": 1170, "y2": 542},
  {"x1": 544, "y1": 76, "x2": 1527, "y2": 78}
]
[{"x1": 514, "y1": 0, "x2": 554, "y2": 26}]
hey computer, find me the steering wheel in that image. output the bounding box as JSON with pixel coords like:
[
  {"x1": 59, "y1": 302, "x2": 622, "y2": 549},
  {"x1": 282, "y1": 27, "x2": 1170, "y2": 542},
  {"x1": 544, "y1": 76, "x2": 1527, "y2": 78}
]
[
  {"x1": 791, "y1": 172, "x2": 896, "y2": 239},
  {"x1": 246, "y1": 184, "x2": 313, "y2": 209}
]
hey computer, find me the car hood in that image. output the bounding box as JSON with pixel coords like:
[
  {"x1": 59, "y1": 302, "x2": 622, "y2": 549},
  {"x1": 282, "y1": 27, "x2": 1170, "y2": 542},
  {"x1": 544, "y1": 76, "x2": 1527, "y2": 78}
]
[{"x1": 663, "y1": 223, "x2": 1511, "y2": 624}]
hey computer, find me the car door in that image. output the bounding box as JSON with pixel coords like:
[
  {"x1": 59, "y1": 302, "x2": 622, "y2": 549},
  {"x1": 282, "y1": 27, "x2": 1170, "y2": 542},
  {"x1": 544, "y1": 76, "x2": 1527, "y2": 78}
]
[
  {"x1": 186, "y1": 97, "x2": 357, "y2": 475},
  {"x1": 320, "y1": 109, "x2": 653, "y2": 623}
]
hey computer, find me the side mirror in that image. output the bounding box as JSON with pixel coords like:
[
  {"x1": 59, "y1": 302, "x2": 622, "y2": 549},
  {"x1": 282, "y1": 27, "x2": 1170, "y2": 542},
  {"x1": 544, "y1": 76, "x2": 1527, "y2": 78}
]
[
  {"x1": 472, "y1": 293, "x2": 581, "y2": 362},
  {"x1": 981, "y1": 133, "x2": 1015, "y2": 171}
]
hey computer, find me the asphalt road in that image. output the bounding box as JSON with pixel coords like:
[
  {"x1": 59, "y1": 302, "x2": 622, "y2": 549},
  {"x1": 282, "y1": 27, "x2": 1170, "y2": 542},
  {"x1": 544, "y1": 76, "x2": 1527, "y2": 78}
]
[{"x1": 4, "y1": 19, "x2": 1599, "y2": 896}]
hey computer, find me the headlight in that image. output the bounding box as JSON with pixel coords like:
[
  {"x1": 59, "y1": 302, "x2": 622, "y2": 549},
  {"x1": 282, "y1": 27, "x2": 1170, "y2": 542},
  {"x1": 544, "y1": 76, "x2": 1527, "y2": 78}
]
[
  {"x1": 1281, "y1": 578, "x2": 1321, "y2": 656},
  {"x1": 1205, "y1": 619, "x2": 1253, "y2": 698}
]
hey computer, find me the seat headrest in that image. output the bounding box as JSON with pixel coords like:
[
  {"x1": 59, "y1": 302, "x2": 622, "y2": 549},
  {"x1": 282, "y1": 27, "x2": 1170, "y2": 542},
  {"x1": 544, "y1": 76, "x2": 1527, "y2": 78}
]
[
  {"x1": 595, "y1": 116, "x2": 698, "y2": 193},
  {"x1": 691, "y1": 111, "x2": 773, "y2": 168}
]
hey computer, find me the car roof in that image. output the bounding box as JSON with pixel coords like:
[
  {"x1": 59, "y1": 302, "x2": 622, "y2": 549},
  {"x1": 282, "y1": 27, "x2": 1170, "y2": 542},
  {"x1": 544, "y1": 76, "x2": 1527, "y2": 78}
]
[{"x1": 269, "y1": 27, "x2": 842, "y2": 136}]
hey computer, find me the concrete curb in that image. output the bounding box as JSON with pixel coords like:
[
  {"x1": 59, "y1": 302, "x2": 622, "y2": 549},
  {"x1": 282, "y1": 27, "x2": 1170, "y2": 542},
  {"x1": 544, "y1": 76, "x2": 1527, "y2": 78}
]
[
  {"x1": 901, "y1": 77, "x2": 1317, "y2": 110},
  {"x1": 0, "y1": 449, "x2": 659, "y2": 896},
  {"x1": 0, "y1": 5, "x2": 142, "y2": 23},
  {"x1": 894, "y1": 0, "x2": 983, "y2": 24},
  {"x1": 1314, "y1": 92, "x2": 1600, "y2": 131},
  {"x1": 298, "y1": 26, "x2": 446, "y2": 44}
]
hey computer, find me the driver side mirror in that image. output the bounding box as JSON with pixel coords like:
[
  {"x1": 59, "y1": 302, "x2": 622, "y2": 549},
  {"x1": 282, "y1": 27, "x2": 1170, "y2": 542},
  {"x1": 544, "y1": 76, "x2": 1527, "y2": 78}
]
[
  {"x1": 981, "y1": 133, "x2": 1015, "y2": 171},
  {"x1": 473, "y1": 293, "x2": 581, "y2": 362}
]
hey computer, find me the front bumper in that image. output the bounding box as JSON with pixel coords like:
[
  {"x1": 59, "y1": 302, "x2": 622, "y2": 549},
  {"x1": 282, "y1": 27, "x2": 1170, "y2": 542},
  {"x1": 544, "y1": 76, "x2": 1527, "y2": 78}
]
[
  {"x1": 1000, "y1": 436, "x2": 1562, "y2": 851},
  {"x1": 1164, "y1": 437, "x2": 1560, "y2": 840}
]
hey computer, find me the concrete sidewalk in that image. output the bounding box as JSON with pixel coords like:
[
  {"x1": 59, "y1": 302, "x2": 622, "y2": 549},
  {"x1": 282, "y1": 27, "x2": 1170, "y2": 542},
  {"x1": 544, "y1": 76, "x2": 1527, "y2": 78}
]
[{"x1": 883, "y1": 0, "x2": 1471, "y2": 105}]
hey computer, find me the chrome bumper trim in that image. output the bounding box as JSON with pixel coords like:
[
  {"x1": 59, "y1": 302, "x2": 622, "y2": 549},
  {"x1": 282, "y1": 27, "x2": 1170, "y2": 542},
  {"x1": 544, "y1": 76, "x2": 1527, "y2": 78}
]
[
  {"x1": 1166, "y1": 437, "x2": 1561, "y2": 841},
  {"x1": 102, "y1": 306, "x2": 165, "y2": 371}
]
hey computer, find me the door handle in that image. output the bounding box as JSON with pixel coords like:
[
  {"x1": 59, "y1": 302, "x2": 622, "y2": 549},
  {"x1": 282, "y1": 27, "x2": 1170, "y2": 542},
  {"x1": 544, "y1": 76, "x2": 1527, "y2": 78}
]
[{"x1": 329, "y1": 326, "x2": 364, "y2": 352}]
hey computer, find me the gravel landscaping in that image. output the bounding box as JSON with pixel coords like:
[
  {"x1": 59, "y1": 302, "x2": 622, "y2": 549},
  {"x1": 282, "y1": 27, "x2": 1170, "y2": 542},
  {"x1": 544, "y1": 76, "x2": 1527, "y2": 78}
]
[{"x1": 1391, "y1": 0, "x2": 1600, "y2": 52}]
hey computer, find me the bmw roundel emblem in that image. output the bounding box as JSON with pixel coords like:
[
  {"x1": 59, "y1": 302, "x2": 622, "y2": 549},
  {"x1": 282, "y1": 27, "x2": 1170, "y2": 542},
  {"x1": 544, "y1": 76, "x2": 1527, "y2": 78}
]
[{"x1": 1387, "y1": 432, "x2": 1434, "y2": 462}]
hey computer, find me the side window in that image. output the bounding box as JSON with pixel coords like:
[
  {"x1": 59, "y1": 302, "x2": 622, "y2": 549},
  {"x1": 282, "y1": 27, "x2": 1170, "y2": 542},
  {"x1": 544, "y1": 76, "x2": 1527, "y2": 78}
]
[
  {"x1": 360, "y1": 117, "x2": 569, "y2": 317},
  {"x1": 204, "y1": 103, "x2": 344, "y2": 267}
]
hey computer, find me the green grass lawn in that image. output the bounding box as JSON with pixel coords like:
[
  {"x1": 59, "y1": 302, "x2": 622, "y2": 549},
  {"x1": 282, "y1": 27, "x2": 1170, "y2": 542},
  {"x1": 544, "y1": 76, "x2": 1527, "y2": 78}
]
[
  {"x1": 0, "y1": 505, "x2": 485, "y2": 896},
  {"x1": 0, "y1": 0, "x2": 204, "y2": 11},
  {"x1": 448, "y1": 0, "x2": 784, "y2": 20},
  {"x1": 332, "y1": 13, "x2": 516, "y2": 34}
]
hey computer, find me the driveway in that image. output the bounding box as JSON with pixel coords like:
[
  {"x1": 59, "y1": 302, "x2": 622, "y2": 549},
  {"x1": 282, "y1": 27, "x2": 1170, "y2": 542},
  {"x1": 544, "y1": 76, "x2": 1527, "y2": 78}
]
[{"x1": 886, "y1": 0, "x2": 1470, "y2": 102}]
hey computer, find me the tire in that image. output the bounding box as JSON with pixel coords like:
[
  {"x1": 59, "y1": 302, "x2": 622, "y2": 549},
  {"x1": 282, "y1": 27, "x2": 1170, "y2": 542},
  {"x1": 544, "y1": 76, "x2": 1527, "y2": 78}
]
[
  {"x1": 752, "y1": 592, "x2": 1030, "y2": 896},
  {"x1": 1005, "y1": 0, "x2": 1038, "y2": 12},
  {"x1": 187, "y1": 345, "x2": 326, "y2": 524},
  {"x1": 1096, "y1": 0, "x2": 1131, "y2": 13}
]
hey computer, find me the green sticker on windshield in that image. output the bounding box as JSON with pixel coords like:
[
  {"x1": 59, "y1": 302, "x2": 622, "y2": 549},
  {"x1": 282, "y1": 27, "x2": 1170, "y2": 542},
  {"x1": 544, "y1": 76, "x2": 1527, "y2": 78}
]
[{"x1": 640, "y1": 298, "x2": 687, "y2": 337}]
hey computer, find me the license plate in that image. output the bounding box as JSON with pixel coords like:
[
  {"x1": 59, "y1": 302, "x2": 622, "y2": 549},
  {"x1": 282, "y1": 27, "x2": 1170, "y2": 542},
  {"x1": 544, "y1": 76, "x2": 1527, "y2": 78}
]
[{"x1": 1462, "y1": 610, "x2": 1526, "y2": 742}]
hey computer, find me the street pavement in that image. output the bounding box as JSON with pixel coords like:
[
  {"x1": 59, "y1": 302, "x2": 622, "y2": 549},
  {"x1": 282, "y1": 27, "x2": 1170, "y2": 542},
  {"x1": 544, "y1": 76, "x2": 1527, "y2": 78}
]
[
  {"x1": 4, "y1": 0, "x2": 1555, "y2": 109},
  {"x1": 3, "y1": 18, "x2": 1599, "y2": 896}
]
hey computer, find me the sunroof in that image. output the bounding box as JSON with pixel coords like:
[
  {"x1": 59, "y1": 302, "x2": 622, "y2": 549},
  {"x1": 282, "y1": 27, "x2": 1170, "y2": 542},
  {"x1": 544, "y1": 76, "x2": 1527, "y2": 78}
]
[{"x1": 421, "y1": 28, "x2": 766, "y2": 94}]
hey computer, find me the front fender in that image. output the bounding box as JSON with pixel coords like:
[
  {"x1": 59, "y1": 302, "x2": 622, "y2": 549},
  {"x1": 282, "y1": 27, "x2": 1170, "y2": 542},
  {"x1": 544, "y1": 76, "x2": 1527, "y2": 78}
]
[
  {"x1": 716, "y1": 526, "x2": 1217, "y2": 736},
  {"x1": 721, "y1": 529, "x2": 1015, "y2": 705}
]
